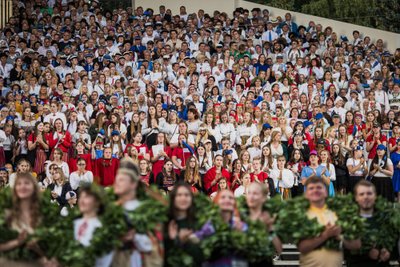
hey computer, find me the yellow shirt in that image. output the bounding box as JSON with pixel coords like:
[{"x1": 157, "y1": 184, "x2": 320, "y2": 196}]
[{"x1": 300, "y1": 205, "x2": 343, "y2": 267}]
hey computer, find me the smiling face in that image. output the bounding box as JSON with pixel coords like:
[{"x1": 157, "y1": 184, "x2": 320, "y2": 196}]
[
  {"x1": 78, "y1": 191, "x2": 99, "y2": 215},
  {"x1": 305, "y1": 181, "x2": 327, "y2": 204},
  {"x1": 217, "y1": 190, "x2": 235, "y2": 212},
  {"x1": 15, "y1": 175, "x2": 35, "y2": 200},
  {"x1": 174, "y1": 186, "x2": 193, "y2": 212},
  {"x1": 113, "y1": 172, "x2": 137, "y2": 196},
  {"x1": 246, "y1": 183, "x2": 265, "y2": 209}
]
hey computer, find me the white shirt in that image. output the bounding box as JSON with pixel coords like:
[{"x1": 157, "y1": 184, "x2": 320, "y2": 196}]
[
  {"x1": 44, "y1": 112, "x2": 67, "y2": 129},
  {"x1": 374, "y1": 90, "x2": 390, "y2": 113},
  {"x1": 69, "y1": 171, "x2": 94, "y2": 190},
  {"x1": 261, "y1": 30, "x2": 278, "y2": 43},
  {"x1": 123, "y1": 200, "x2": 153, "y2": 267},
  {"x1": 269, "y1": 168, "x2": 295, "y2": 189},
  {"x1": 74, "y1": 217, "x2": 114, "y2": 267},
  {"x1": 0, "y1": 129, "x2": 6, "y2": 147}
]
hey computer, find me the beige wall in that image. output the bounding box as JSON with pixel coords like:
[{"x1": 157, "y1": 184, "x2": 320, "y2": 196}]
[{"x1": 134, "y1": 0, "x2": 400, "y2": 52}]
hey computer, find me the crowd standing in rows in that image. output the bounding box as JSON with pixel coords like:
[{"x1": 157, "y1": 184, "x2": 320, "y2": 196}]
[{"x1": 0, "y1": 0, "x2": 399, "y2": 266}]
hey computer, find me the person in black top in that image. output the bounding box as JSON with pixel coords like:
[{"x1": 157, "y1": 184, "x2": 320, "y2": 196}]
[
  {"x1": 346, "y1": 180, "x2": 391, "y2": 267},
  {"x1": 165, "y1": 183, "x2": 203, "y2": 267},
  {"x1": 156, "y1": 159, "x2": 178, "y2": 194}
]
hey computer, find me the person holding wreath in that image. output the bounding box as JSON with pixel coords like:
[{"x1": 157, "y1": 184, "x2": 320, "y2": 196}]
[{"x1": 298, "y1": 177, "x2": 361, "y2": 267}]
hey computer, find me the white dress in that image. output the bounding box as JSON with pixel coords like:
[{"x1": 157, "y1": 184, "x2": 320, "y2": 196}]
[
  {"x1": 123, "y1": 200, "x2": 153, "y2": 267},
  {"x1": 74, "y1": 217, "x2": 114, "y2": 267}
]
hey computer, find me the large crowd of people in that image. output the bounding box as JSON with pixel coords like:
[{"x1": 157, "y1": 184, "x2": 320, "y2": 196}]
[{"x1": 0, "y1": 0, "x2": 399, "y2": 266}]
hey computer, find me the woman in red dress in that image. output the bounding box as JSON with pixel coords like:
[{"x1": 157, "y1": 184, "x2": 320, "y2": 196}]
[
  {"x1": 94, "y1": 147, "x2": 119, "y2": 186},
  {"x1": 49, "y1": 118, "x2": 72, "y2": 162},
  {"x1": 27, "y1": 121, "x2": 50, "y2": 175},
  {"x1": 150, "y1": 132, "x2": 172, "y2": 179}
]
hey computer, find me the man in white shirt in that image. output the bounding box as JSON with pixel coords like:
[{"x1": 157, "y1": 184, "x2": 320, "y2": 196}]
[
  {"x1": 261, "y1": 21, "x2": 278, "y2": 43},
  {"x1": 374, "y1": 81, "x2": 390, "y2": 113},
  {"x1": 0, "y1": 53, "x2": 12, "y2": 80},
  {"x1": 37, "y1": 37, "x2": 57, "y2": 56},
  {"x1": 44, "y1": 102, "x2": 67, "y2": 129},
  {"x1": 54, "y1": 54, "x2": 72, "y2": 82}
]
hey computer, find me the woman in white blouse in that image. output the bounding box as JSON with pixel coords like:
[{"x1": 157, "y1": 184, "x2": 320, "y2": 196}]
[
  {"x1": 216, "y1": 112, "x2": 236, "y2": 146},
  {"x1": 46, "y1": 148, "x2": 70, "y2": 178},
  {"x1": 74, "y1": 184, "x2": 114, "y2": 267},
  {"x1": 236, "y1": 111, "x2": 257, "y2": 149},
  {"x1": 69, "y1": 158, "x2": 94, "y2": 190}
]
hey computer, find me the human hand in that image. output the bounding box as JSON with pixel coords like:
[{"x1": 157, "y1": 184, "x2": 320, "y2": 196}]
[
  {"x1": 122, "y1": 229, "x2": 136, "y2": 242},
  {"x1": 379, "y1": 248, "x2": 390, "y2": 262},
  {"x1": 322, "y1": 223, "x2": 341, "y2": 239},
  {"x1": 168, "y1": 220, "x2": 178, "y2": 240},
  {"x1": 178, "y1": 228, "x2": 193, "y2": 243},
  {"x1": 368, "y1": 248, "x2": 379, "y2": 260}
]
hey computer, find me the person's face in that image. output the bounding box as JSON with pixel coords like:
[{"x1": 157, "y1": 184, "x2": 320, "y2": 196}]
[
  {"x1": 164, "y1": 161, "x2": 173, "y2": 172},
  {"x1": 275, "y1": 156, "x2": 285, "y2": 168},
  {"x1": 305, "y1": 182, "x2": 327, "y2": 203},
  {"x1": 332, "y1": 145, "x2": 340, "y2": 154},
  {"x1": 214, "y1": 156, "x2": 223, "y2": 167},
  {"x1": 252, "y1": 160, "x2": 261, "y2": 170},
  {"x1": 15, "y1": 177, "x2": 35, "y2": 200},
  {"x1": 310, "y1": 154, "x2": 319, "y2": 164},
  {"x1": 104, "y1": 149, "x2": 112, "y2": 159},
  {"x1": 262, "y1": 146, "x2": 270, "y2": 156},
  {"x1": 114, "y1": 173, "x2": 137, "y2": 196},
  {"x1": 247, "y1": 183, "x2": 265, "y2": 209},
  {"x1": 217, "y1": 190, "x2": 235, "y2": 212},
  {"x1": 139, "y1": 160, "x2": 148, "y2": 170},
  {"x1": 377, "y1": 149, "x2": 385, "y2": 157},
  {"x1": 355, "y1": 185, "x2": 376, "y2": 211},
  {"x1": 174, "y1": 186, "x2": 192, "y2": 211},
  {"x1": 55, "y1": 120, "x2": 63, "y2": 130},
  {"x1": 320, "y1": 151, "x2": 328, "y2": 162},
  {"x1": 77, "y1": 158, "x2": 86, "y2": 169},
  {"x1": 134, "y1": 133, "x2": 142, "y2": 143},
  {"x1": 78, "y1": 191, "x2": 99, "y2": 215},
  {"x1": 189, "y1": 158, "x2": 196, "y2": 168}
]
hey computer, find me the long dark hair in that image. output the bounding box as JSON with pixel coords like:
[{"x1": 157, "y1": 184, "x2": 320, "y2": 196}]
[
  {"x1": 162, "y1": 159, "x2": 176, "y2": 181},
  {"x1": 168, "y1": 182, "x2": 196, "y2": 224}
]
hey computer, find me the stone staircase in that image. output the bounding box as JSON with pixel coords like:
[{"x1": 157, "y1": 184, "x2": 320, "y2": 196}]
[{"x1": 273, "y1": 244, "x2": 400, "y2": 267}]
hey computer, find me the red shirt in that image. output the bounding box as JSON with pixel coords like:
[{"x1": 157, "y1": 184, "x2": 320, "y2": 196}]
[
  {"x1": 250, "y1": 171, "x2": 268, "y2": 183},
  {"x1": 94, "y1": 158, "x2": 119, "y2": 186},
  {"x1": 366, "y1": 134, "x2": 387, "y2": 159},
  {"x1": 49, "y1": 130, "x2": 72, "y2": 153},
  {"x1": 28, "y1": 132, "x2": 51, "y2": 150},
  {"x1": 149, "y1": 146, "x2": 172, "y2": 178},
  {"x1": 68, "y1": 153, "x2": 93, "y2": 173},
  {"x1": 124, "y1": 143, "x2": 149, "y2": 160},
  {"x1": 203, "y1": 167, "x2": 231, "y2": 195},
  {"x1": 172, "y1": 146, "x2": 193, "y2": 175}
]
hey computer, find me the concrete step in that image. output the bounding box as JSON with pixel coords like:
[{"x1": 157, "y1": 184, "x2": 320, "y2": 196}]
[
  {"x1": 280, "y1": 251, "x2": 300, "y2": 261},
  {"x1": 273, "y1": 260, "x2": 299, "y2": 266}
]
